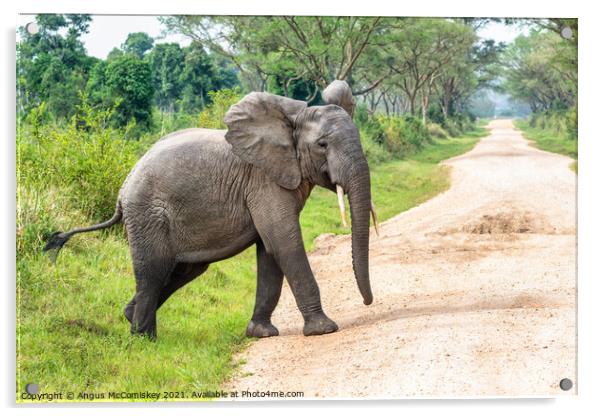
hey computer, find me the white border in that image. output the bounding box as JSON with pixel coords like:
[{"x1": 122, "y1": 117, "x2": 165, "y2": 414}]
[{"x1": 3, "y1": 1, "x2": 600, "y2": 415}]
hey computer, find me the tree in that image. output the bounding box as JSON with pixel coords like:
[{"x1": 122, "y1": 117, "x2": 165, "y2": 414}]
[
  {"x1": 86, "y1": 60, "x2": 111, "y2": 108},
  {"x1": 145, "y1": 43, "x2": 185, "y2": 115},
  {"x1": 122, "y1": 32, "x2": 154, "y2": 58},
  {"x1": 104, "y1": 54, "x2": 155, "y2": 128},
  {"x1": 434, "y1": 39, "x2": 504, "y2": 119},
  {"x1": 17, "y1": 14, "x2": 94, "y2": 118},
  {"x1": 502, "y1": 30, "x2": 576, "y2": 112},
  {"x1": 178, "y1": 42, "x2": 238, "y2": 113},
  {"x1": 107, "y1": 47, "x2": 124, "y2": 61},
  {"x1": 160, "y1": 16, "x2": 387, "y2": 98},
  {"x1": 381, "y1": 18, "x2": 476, "y2": 123}
]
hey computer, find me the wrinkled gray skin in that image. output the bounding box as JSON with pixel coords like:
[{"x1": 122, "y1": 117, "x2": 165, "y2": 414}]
[
  {"x1": 46, "y1": 81, "x2": 373, "y2": 340},
  {"x1": 322, "y1": 80, "x2": 356, "y2": 118}
]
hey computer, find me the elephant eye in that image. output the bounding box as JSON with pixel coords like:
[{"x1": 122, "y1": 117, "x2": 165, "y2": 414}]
[{"x1": 317, "y1": 139, "x2": 328, "y2": 149}]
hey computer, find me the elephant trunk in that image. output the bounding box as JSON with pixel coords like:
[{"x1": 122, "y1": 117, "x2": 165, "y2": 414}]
[{"x1": 346, "y1": 158, "x2": 373, "y2": 306}]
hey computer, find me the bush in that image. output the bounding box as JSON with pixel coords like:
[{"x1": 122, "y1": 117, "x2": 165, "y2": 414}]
[
  {"x1": 354, "y1": 104, "x2": 387, "y2": 146},
  {"x1": 442, "y1": 114, "x2": 475, "y2": 137},
  {"x1": 427, "y1": 122, "x2": 449, "y2": 139},
  {"x1": 566, "y1": 107, "x2": 578, "y2": 140},
  {"x1": 376, "y1": 115, "x2": 431, "y2": 158},
  {"x1": 198, "y1": 88, "x2": 242, "y2": 129},
  {"x1": 356, "y1": 105, "x2": 452, "y2": 160},
  {"x1": 529, "y1": 108, "x2": 577, "y2": 140},
  {"x1": 152, "y1": 109, "x2": 198, "y2": 136},
  {"x1": 358, "y1": 126, "x2": 391, "y2": 165},
  {"x1": 17, "y1": 100, "x2": 140, "y2": 256}
]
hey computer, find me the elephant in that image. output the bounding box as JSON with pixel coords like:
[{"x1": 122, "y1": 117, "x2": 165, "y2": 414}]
[{"x1": 44, "y1": 80, "x2": 377, "y2": 340}]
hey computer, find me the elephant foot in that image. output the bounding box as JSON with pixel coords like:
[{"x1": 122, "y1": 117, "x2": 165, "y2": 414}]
[
  {"x1": 303, "y1": 313, "x2": 338, "y2": 336},
  {"x1": 246, "y1": 320, "x2": 279, "y2": 338}
]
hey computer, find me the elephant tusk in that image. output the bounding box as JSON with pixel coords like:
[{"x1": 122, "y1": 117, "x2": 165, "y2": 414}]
[
  {"x1": 336, "y1": 185, "x2": 348, "y2": 227},
  {"x1": 371, "y1": 201, "x2": 380, "y2": 236}
]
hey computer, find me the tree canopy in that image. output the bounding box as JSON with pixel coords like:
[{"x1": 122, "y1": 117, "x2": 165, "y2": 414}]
[
  {"x1": 17, "y1": 15, "x2": 577, "y2": 133},
  {"x1": 502, "y1": 26, "x2": 577, "y2": 112},
  {"x1": 18, "y1": 15, "x2": 240, "y2": 132}
]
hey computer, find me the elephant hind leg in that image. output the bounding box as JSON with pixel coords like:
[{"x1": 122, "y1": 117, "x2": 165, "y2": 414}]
[
  {"x1": 130, "y1": 257, "x2": 175, "y2": 340},
  {"x1": 124, "y1": 262, "x2": 208, "y2": 326},
  {"x1": 247, "y1": 240, "x2": 284, "y2": 338},
  {"x1": 157, "y1": 262, "x2": 209, "y2": 310}
]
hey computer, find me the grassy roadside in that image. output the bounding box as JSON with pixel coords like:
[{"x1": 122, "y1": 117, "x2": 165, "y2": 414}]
[
  {"x1": 17, "y1": 127, "x2": 486, "y2": 402},
  {"x1": 514, "y1": 119, "x2": 578, "y2": 173}
]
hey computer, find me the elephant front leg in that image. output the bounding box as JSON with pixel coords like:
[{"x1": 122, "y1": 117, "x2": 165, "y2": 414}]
[
  {"x1": 281, "y1": 248, "x2": 339, "y2": 336},
  {"x1": 251, "y1": 206, "x2": 338, "y2": 336},
  {"x1": 246, "y1": 240, "x2": 284, "y2": 338}
]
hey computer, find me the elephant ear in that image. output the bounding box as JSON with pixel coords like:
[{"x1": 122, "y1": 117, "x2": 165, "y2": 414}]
[
  {"x1": 321, "y1": 80, "x2": 356, "y2": 117},
  {"x1": 224, "y1": 92, "x2": 307, "y2": 190}
]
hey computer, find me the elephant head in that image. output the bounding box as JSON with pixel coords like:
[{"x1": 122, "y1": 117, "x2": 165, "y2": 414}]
[{"x1": 224, "y1": 81, "x2": 375, "y2": 305}]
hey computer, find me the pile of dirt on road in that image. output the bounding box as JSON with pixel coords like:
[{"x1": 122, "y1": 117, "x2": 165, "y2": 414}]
[{"x1": 462, "y1": 210, "x2": 556, "y2": 235}]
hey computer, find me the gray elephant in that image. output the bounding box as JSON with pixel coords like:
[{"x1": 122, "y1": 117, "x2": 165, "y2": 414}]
[{"x1": 44, "y1": 81, "x2": 377, "y2": 340}]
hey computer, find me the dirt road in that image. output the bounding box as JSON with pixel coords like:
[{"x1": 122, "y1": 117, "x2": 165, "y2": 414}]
[{"x1": 226, "y1": 119, "x2": 577, "y2": 397}]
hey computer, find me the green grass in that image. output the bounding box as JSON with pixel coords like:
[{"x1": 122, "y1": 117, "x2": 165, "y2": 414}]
[
  {"x1": 17, "y1": 129, "x2": 485, "y2": 403},
  {"x1": 18, "y1": 234, "x2": 257, "y2": 402},
  {"x1": 476, "y1": 117, "x2": 491, "y2": 127},
  {"x1": 514, "y1": 119, "x2": 578, "y2": 173}
]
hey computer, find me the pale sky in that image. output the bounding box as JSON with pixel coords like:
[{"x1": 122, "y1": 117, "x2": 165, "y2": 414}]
[
  {"x1": 17, "y1": 15, "x2": 530, "y2": 60},
  {"x1": 477, "y1": 20, "x2": 530, "y2": 44},
  {"x1": 17, "y1": 15, "x2": 190, "y2": 59},
  {"x1": 80, "y1": 16, "x2": 191, "y2": 59}
]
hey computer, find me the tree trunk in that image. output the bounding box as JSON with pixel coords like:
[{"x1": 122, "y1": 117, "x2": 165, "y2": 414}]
[
  {"x1": 383, "y1": 95, "x2": 390, "y2": 116},
  {"x1": 421, "y1": 93, "x2": 429, "y2": 125},
  {"x1": 408, "y1": 90, "x2": 417, "y2": 116}
]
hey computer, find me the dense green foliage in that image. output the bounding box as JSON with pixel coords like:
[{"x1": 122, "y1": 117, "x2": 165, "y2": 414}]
[
  {"x1": 18, "y1": 16, "x2": 239, "y2": 134},
  {"x1": 104, "y1": 55, "x2": 155, "y2": 129},
  {"x1": 503, "y1": 30, "x2": 576, "y2": 113},
  {"x1": 17, "y1": 101, "x2": 139, "y2": 256},
  {"x1": 528, "y1": 109, "x2": 578, "y2": 143},
  {"x1": 198, "y1": 89, "x2": 242, "y2": 129},
  {"x1": 161, "y1": 16, "x2": 502, "y2": 124},
  {"x1": 502, "y1": 21, "x2": 577, "y2": 171},
  {"x1": 17, "y1": 15, "x2": 96, "y2": 119},
  {"x1": 352, "y1": 103, "x2": 479, "y2": 165}
]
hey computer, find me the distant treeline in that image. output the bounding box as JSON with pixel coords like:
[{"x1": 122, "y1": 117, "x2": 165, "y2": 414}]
[
  {"x1": 17, "y1": 15, "x2": 576, "y2": 139},
  {"x1": 17, "y1": 15, "x2": 238, "y2": 134},
  {"x1": 17, "y1": 15, "x2": 508, "y2": 134}
]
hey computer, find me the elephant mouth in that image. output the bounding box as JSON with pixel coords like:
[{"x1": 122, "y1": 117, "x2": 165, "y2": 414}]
[
  {"x1": 317, "y1": 162, "x2": 377, "y2": 234},
  {"x1": 320, "y1": 164, "x2": 337, "y2": 192}
]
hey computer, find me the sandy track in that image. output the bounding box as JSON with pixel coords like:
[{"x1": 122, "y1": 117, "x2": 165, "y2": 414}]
[{"x1": 226, "y1": 120, "x2": 576, "y2": 397}]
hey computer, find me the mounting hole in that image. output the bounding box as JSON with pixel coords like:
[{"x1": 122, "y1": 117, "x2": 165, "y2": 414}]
[
  {"x1": 25, "y1": 22, "x2": 39, "y2": 35},
  {"x1": 561, "y1": 27, "x2": 573, "y2": 40},
  {"x1": 25, "y1": 383, "x2": 39, "y2": 395},
  {"x1": 559, "y1": 378, "x2": 573, "y2": 391}
]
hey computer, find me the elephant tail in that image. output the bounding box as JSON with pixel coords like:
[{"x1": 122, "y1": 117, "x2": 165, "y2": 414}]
[{"x1": 43, "y1": 199, "x2": 123, "y2": 263}]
